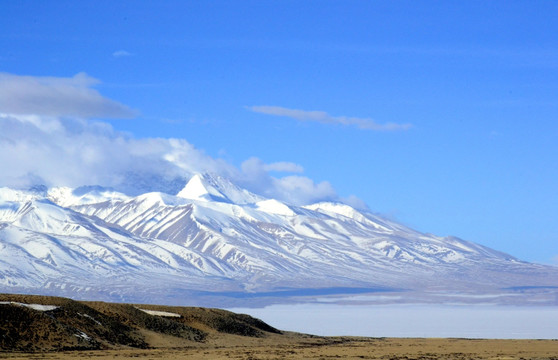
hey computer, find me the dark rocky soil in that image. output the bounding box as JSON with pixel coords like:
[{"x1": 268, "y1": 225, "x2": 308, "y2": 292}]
[{"x1": 0, "y1": 293, "x2": 280, "y2": 352}]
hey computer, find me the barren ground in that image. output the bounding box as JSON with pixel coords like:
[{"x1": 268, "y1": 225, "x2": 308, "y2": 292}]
[{"x1": 2, "y1": 335, "x2": 558, "y2": 360}]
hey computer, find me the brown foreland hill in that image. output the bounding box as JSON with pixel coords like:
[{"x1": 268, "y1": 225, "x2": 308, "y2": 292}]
[
  {"x1": 1, "y1": 293, "x2": 557, "y2": 359},
  {"x1": 0, "y1": 293, "x2": 281, "y2": 351}
]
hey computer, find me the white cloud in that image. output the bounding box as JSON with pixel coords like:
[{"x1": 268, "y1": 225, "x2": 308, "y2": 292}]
[
  {"x1": 340, "y1": 195, "x2": 369, "y2": 211},
  {"x1": 238, "y1": 158, "x2": 337, "y2": 205},
  {"x1": 113, "y1": 50, "x2": 132, "y2": 58},
  {"x1": 248, "y1": 105, "x2": 412, "y2": 131},
  {"x1": 0, "y1": 73, "x2": 365, "y2": 207},
  {"x1": 263, "y1": 161, "x2": 304, "y2": 173},
  {"x1": 0, "y1": 114, "x2": 342, "y2": 204},
  {"x1": 0, "y1": 114, "x2": 189, "y2": 192},
  {"x1": 273, "y1": 175, "x2": 338, "y2": 205},
  {"x1": 0, "y1": 73, "x2": 136, "y2": 118}
]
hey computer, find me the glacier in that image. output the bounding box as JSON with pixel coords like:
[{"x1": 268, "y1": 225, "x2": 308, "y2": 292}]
[{"x1": 1, "y1": 173, "x2": 557, "y2": 306}]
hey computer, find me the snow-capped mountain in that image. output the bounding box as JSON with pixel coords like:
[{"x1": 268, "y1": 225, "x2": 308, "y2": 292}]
[{"x1": 1, "y1": 173, "x2": 557, "y2": 306}]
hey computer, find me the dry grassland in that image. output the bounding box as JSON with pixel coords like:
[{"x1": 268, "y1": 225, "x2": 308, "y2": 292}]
[{"x1": 2, "y1": 335, "x2": 557, "y2": 360}]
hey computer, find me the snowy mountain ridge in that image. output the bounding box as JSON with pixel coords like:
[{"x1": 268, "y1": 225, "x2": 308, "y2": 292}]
[{"x1": 1, "y1": 173, "x2": 557, "y2": 306}]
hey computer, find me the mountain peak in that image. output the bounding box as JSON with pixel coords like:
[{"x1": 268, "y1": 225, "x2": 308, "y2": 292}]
[
  {"x1": 177, "y1": 173, "x2": 263, "y2": 204},
  {"x1": 177, "y1": 173, "x2": 229, "y2": 203}
]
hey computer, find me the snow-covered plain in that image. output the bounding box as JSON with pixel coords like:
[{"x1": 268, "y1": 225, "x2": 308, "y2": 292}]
[{"x1": 227, "y1": 303, "x2": 558, "y2": 339}]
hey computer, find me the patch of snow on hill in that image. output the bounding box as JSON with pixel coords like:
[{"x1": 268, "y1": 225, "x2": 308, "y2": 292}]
[{"x1": 0, "y1": 301, "x2": 59, "y2": 311}]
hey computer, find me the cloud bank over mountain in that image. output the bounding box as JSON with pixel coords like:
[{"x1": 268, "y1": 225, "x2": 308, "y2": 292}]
[{"x1": 0, "y1": 73, "x2": 348, "y2": 206}]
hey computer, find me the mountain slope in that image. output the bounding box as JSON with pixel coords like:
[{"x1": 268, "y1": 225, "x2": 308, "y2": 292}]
[{"x1": 1, "y1": 174, "x2": 557, "y2": 306}]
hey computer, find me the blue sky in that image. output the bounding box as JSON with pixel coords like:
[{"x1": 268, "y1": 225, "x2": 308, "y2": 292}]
[{"x1": 1, "y1": 1, "x2": 557, "y2": 264}]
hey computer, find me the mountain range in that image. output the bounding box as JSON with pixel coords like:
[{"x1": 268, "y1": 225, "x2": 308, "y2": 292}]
[{"x1": 1, "y1": 173, "x2": 557, "y2": 306}]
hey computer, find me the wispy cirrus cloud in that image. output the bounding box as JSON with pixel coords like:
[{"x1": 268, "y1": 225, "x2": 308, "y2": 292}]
[
  {"x1": 248, "y1": 105, "x2": 412, "y2": 131},
  {"x1": 112, "y1": 50, "x2": 133, "y2": 58},
  {"x1": 0, "y1": 72, "x2": 137, "y2": 118},
  {"x1": 263, "y1": 161, "x2": 304, "y2": 173}
]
